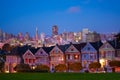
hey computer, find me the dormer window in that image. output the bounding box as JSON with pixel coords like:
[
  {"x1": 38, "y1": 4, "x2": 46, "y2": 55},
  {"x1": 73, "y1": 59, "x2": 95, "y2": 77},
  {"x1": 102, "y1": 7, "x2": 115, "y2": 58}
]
[
  {"x1": 87, "y1": 47, "x2": 90, "y2": 50},
  {"x1": 27, "y1": 53, "x2": 30, "y2": 55},
  {"x1": 41, "y1": 51, "x2": 43, "y2": 54},
  {"x1": 71, "y1": 48, "x2": 74, "y2": 51}
]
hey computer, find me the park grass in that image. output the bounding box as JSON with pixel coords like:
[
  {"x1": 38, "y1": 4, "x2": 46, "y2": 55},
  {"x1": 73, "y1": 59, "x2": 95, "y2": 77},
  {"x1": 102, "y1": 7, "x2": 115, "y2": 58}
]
[{"x1": 0, "y1": 72, "x2": 120, "y2": 80}]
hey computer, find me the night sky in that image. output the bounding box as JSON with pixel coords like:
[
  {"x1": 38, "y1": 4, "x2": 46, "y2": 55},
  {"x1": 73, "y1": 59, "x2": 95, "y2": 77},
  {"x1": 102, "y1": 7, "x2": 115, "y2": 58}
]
[{"x1": 0, "y1": 0, "x2": 120, "y2": 36}]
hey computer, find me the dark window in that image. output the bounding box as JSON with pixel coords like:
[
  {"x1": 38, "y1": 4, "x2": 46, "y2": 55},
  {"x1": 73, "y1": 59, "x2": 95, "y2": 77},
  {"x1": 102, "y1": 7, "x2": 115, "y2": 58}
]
[
  {"x1": 68, "y1": 54, "x2": 70, "y2": 59},
  {"x1": 27, "y1": 53, "x2": 30, "y2": 55},
  {"x1": 71, "y1": 48, "x2": 74, "y2": 51},
  {"x1": 87, "y1": 47, "x2": 90, "y2": 50},
  {"x1": 90, "y1": 55, "x2": 93, "y2": 59},
  {"x1": 84, "y1": 55, "x2": 86, "y2": 59},
  {"x1": 41, "y1": 51, "x2": 43, "y2": 54}
]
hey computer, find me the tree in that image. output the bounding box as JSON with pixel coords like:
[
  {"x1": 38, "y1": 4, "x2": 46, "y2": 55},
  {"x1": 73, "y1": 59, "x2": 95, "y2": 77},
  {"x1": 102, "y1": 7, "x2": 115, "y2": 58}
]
[
  {"x1": 2, "y1": 43, "x2": 11, "y2": 52},
  {"x1": 0, "y1": 61, "x2": 4, "y2": 72},
  {"x1": 89, "y1": 62, "x2": 101, "y2": 70},
  {"x1": 69, "y1": 62, "x2": 82, "y2": 72},
  {"x1": 14, "y1": 64, "x2": 31, "y2": 72},
  {"x1": 55, "y1": 64, "x2": 67, "y2": 72},
  {"x1": 35, "y1": 64, "x2": 50, "y2": 72},
  {"x1": 109, "y1": 60, "x2": 120, "y2": 67}
]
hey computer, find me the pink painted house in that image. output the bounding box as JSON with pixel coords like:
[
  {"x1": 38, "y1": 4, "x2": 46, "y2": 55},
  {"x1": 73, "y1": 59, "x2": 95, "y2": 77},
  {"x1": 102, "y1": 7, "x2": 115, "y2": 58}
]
[
  {"x1": 5, "y1": 54, "x2": 21, "y2": 73},
  {"x1": 35, "y1": 47, "x2": 51, "y2": 66},
  {"x1": 49, "y1": 45, "x2": 68, "y2": 70},
  {"x1": 65, "y1": 44, "x2": 81, "y2": 64},
  {"x1": 23, "y1": 49, "x2": 36, "y2": 66}
]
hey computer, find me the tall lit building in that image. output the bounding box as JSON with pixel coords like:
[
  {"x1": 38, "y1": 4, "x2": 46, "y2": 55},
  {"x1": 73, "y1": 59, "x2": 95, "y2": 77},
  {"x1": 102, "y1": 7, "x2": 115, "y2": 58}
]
[
  {"x1": 24, "y1": 32, "x2": 30, "y2": 41},
  {"x1": 52, "y1": 25, "x2": 58, "y2": 36},
  {"x1": 18, "y1": 32, "x2": 23, "y2": 41},
  {"x1": 82, "y1": 28, "x2": 89, "y2": 42},
  {"x1": 40, "y1": 32, "x2": 45, "y2": 43},
  {"x1": 35, "y1": 27, "x2": 39, "y2": 41},
  {"x1": 0, "y1": 29, "x2": 3, "y2": 41},
  {"x1": 86, "y1": 31, "x2": 100, "y2": 42}
]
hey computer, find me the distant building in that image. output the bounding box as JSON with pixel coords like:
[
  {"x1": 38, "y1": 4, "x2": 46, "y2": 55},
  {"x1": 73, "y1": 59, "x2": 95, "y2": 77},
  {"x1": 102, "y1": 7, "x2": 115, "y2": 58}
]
[
  {"x1": 35, "y1": 27, "x2": 39, "y2": 41},
  {"x1": 24, "y1": 32, "x2": 30, "y2": 41},
  {"x1": 17, "y1": 32, "x2": 23, "y2": 41},
  {"x1": 86, "y1": 31, "x2": 100, "y2": 42},
  {"x1": 74, "y1": 32, "x2": 82, "y2": 43},
  {"x1": 52, "y1": 25, "x2": 58, "y2": 36},
  {"x1": 0, "y1": 29, "x2": 3, "y2": 41},
  {"x1": 82, "y1": 28, "x2": 89, "y2": 42}
]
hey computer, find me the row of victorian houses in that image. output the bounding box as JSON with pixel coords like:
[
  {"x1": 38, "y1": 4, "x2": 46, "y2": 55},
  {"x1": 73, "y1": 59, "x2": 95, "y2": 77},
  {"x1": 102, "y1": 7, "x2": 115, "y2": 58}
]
[{"x1": 4, "y1": 40, "x2": 120, "y2": 73}]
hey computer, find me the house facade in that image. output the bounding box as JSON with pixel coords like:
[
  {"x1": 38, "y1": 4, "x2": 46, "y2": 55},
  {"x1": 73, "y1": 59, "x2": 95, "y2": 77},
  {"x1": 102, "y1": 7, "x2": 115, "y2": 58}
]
[
  {"x1": 23, "y1": 49, "x2": 36, "y2": 66},
  {"x1": 5, "y1": 55, "x2": 21, "y2": 73},
  {"x1": 49, "y1": 45, "x2": 65, "y2": 70},
  {"x1": 99, "y1": 42, "x2": 115, "y2": 67},
  {"x1": 65, "y1": 44, "x2": 81, "y2": 67},
  {"x1": 81, "y1": 42, "x2": 98, "y2": 69},
  {"x1": 35, "y1": 47, "x2": 49, "y2": 66}
]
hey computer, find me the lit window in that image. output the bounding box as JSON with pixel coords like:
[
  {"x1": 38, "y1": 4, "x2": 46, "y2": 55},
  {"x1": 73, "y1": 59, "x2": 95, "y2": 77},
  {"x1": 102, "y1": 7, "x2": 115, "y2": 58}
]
[{"x1": 74, "y1": 55, "x2": 79, "y2": 59}]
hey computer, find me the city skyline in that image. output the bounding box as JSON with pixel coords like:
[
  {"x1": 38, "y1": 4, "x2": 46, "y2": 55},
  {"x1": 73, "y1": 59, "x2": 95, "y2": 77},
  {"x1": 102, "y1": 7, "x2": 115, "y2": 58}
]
[{"x1": 0, "y1": 0, "x2": 120, "y2": 36}]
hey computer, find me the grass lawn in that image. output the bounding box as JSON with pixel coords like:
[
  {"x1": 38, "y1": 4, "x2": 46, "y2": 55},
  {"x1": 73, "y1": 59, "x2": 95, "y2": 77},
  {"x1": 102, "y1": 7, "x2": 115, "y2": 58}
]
[{"x1": 0, "y1": 73, "x2": 120, "y2": 80}]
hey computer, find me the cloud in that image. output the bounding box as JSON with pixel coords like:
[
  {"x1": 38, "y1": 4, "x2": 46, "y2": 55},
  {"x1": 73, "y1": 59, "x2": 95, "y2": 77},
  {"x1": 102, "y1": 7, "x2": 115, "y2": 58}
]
[{"x1": 66, "y1": 6, "x2": 80, "y2": 13}]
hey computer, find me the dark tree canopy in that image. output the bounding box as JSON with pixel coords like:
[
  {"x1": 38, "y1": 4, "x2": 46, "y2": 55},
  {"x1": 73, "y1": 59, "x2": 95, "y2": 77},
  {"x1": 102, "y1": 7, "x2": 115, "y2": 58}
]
[{"x1": 2, "y1": 43, "x2": 11, "y2": 52}]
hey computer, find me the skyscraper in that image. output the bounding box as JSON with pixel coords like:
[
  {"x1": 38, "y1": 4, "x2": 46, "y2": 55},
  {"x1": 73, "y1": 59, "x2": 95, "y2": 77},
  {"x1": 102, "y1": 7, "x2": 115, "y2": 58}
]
[
  {"x1": 52, "y1": 25, "x2": 58, "y2": 36},
  {"x1": 0, "y1": 29, "x2": 3, "y2": 41},
  {"x1": 35, "y1": 27, "x2": 39, "y2": 41}
]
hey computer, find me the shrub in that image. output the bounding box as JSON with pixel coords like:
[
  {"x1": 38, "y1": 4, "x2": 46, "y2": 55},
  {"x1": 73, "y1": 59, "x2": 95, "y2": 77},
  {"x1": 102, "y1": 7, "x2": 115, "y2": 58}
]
[
  {"x1": 35, "y1": 64, "x2": 50, "y2": 72},
  {"x1": 109, "y1": 60, "x2": 120, "y2": 67},
  {"x1": 69, "y1": 62, "x2": 82, "y2": 72},
  {"x1": 14, "y1": 64, "x2": 31, "y2": 72},
  {"x1": 55, "y1": 64, "x2": 67, "y2": 72},
  {"x1": 89, "y1": 62, "x2": 101, "y2": 69}
]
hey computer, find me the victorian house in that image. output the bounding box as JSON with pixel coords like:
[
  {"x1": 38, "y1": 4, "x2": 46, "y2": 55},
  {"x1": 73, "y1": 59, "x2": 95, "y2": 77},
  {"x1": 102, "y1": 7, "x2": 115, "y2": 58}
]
[
  {"x1": 4, "y1": 47, "x2": 21, "y2": 73},
  {"x1": 49, "y1": 44, "x2": 69, "y2": 70},
  {"x1": 99, "y1": 41, "x2": 115, "y2": 67},
  {"x1": 81, "y1": 42, "x2": 102, "y2": 69},
  {"x1": 23, "y1": 48, "x2": 38, "y2": 66},
  {"x1": 35, "y1": 47, "x2": 53, "y2": 66},
  {"x1": 65, "y1": 43, "x2": 84, "y2": 68}
]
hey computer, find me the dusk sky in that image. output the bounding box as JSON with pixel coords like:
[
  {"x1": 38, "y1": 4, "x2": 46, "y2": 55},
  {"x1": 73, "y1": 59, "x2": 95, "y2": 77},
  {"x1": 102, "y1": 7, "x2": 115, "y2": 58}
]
[{"x1": 0, "y1": 0, "x2": 120, "y2": 36}]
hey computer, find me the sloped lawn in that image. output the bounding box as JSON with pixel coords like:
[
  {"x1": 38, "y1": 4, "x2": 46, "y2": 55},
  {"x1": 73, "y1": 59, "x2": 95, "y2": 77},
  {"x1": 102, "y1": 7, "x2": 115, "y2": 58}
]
[{"x1": 0, "y1": 73, "x2": 120, "y2": 80}]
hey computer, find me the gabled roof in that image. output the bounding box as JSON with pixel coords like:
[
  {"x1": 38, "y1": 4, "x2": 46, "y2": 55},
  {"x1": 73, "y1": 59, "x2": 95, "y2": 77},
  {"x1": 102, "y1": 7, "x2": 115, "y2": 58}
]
[
  {"x1": 73, "y1": 43, "x2": 86, "y2": 52},
  {"x1": 58, "y1": 44, "x2": 70, "y2": 53},
  {"x1": 42, "y1": 46, "x2": 54, "y2": 54},
  {"x1": 90, "y1": 41, "x2": 103, "y2": 51},
  {"x1": 29, "y1": 47, "x2": 39, "y2": 55},
  {"x1": 108, "y1": 40, "x2": 120, "y2": 49}
]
